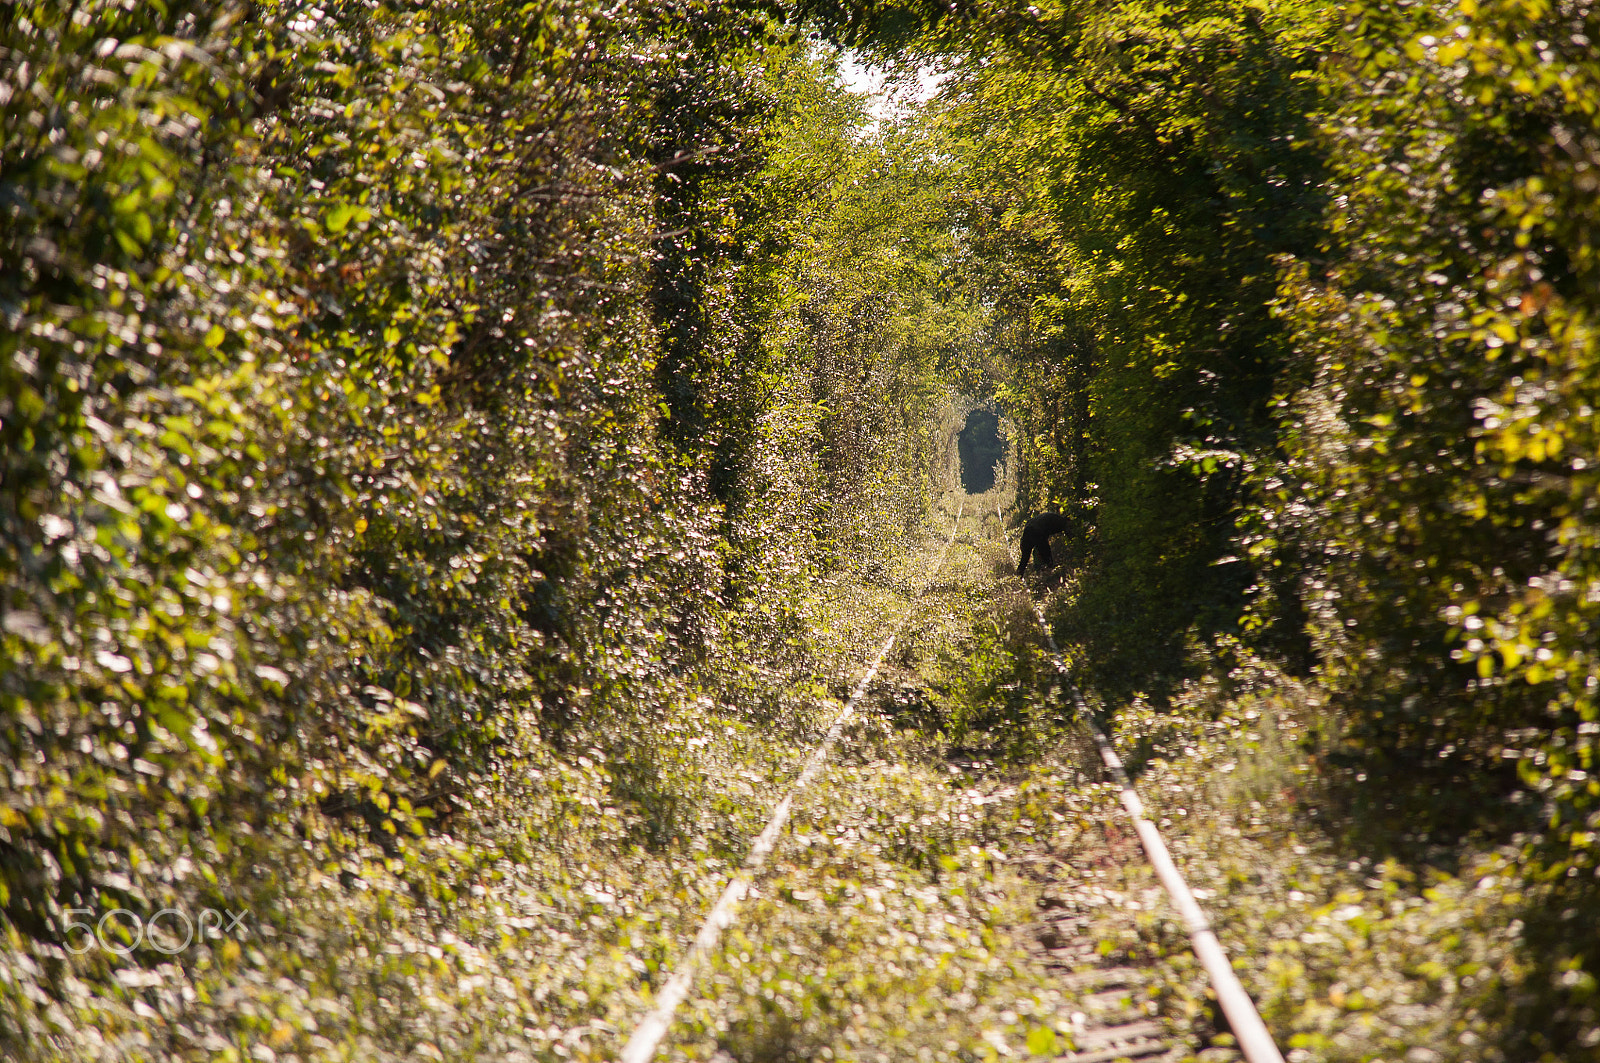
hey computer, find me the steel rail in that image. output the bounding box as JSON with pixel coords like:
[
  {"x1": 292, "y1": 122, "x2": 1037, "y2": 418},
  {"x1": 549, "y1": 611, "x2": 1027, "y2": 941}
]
[
  {"x1": 619, "y1": 501, "x2": 966, "y2": 1063},
  {"x1": 1000, "y1": 502, "x2": 1286, "y2": 1063}
]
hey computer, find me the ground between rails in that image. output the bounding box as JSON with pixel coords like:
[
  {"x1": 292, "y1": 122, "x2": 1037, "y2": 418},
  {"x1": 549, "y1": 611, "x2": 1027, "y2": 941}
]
[{"x1": 618, "y1": 492, "x2": 1252, "y2": 1063}]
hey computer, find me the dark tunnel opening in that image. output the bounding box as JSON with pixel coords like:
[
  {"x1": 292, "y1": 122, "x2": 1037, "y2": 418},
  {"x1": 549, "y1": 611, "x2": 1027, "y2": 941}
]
[{"x1": 957, "y1": 409, "x2": 1005, "y2": 494}]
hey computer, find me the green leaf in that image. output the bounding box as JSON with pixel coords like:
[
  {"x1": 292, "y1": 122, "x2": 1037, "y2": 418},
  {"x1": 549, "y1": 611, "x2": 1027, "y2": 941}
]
[{"x1": 325, "y1": 202, "x2": 357, "y2": 233}]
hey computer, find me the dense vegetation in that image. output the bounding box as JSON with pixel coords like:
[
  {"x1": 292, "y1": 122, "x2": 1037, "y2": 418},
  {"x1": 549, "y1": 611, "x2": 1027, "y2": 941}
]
[
  {"x1": 0, "y1": 1, "x2": 975, "y2": 1056},
  {"x1": 7, "y1": 0, "x2": 1600, "y2": 1059},
  {"x1": 837, "y1": 0, "x2": 1600, "y2": 1056}
]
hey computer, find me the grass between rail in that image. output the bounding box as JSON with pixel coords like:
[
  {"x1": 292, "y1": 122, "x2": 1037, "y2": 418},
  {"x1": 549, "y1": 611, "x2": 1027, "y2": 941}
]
[{"x1": 651, "y1": 491, "x2": 1122, "y2": 1062}]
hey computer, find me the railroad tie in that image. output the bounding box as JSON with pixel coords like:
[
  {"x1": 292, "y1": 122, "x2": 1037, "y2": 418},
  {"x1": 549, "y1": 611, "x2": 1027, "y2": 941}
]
[{"x1": 1029, "y1": 877, "x2": 1243, "y2": 1063}]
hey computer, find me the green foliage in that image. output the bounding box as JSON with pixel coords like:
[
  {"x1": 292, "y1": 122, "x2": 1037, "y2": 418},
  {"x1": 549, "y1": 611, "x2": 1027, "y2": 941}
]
[
  {"x1": 930, "y1": 578, "x2": 1062, "y2": 756},
  {"x1": 18, "y1": 0, "x2": 1600, "y2": 1056},
  {"x1": 1111, "y1": 661, "x2": 1597, "y2": 1062},
  {"x1": 1244, "y1": 0, "x2": 1600, "y2": 1044},
  {"x1": 0, "y1": 1, "x2": 970, "y2": 1058},
  {"x1": 930, "y1": 0, "x2": 1333, "y2": 695},
  {"x1": 737, "y1": 75, "x2": 976, "y2": 574},
  {"x1": 830, "y1": 0, "x2": 1600, "y2": 1053},
  {"x1": 1267, "y1": 0, "x2": 1600, "y2": 843}
]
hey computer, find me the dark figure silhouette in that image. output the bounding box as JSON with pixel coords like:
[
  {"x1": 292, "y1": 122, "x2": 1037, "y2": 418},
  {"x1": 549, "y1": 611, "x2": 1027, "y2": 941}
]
[
  {"x1": 957, "y1": 409, "x2": 1005, "y2": 494},
  {"x1": 1016, "y1": 511, "x2": 1074, "y2": 576}
]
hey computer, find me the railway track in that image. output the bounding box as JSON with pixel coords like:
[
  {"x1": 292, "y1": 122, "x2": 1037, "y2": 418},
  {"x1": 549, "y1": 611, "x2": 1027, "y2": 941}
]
[
  {"x1": 1025, "y1": 826, "x2": 1238, "y2": 1063},
  {"x1": 619, "y1": 499, "x2": 1283, "y2": 1063},
  {"x1": 1006, "y1": 501, "x2": 1281, "y2": 1063}
]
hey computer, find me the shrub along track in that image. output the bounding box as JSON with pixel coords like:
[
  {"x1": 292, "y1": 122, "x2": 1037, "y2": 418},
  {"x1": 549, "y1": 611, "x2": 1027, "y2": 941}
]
[{"x1": 611, "y1": 492, "x2": 1270, "y2": 1063}]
